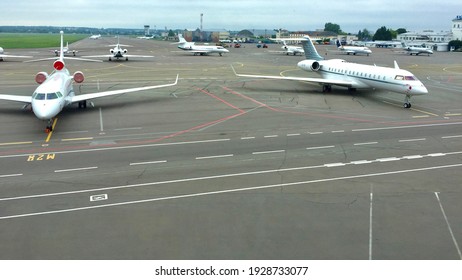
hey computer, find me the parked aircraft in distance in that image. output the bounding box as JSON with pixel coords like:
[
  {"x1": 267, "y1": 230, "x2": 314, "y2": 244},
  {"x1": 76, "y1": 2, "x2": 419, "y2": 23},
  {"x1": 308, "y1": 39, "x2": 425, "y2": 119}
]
[
  {"x1": 83, "y1": 36, "x2": 154, "y2": 61},
  {"x1": 271, "y1": 39, "x2": 305, "y2": 56},
  {"x1": 174, "y1": 34, "x2": 229, "y2": 56},
  {"x1": 336, "y1": 40, "x2": 372, "y2": 56},
  {"x1": 53, "y1": 42, "x2": 77, "y2": 56},
  {"x1": 233, "y1": 36, "x2": 427, "y2": 108},
  {"x1": 401, "y1": 42, "x2": 433, "y2": 56},
  {"x1": 0, "y1": 31, "x2": 178, "y2": 133},
  {"x1": 89, "y1": 34, "x2": 101, "y2": 39},
  {"x1": 0, "y1": 47, "x2": 32, "y2": 61}
]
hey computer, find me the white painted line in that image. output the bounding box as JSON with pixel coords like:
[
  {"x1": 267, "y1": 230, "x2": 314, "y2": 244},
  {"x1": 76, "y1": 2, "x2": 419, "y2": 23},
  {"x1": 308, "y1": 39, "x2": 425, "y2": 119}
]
[
  {"x1": 376, "y1": 157, "x2": 400, "y2": 162},
  {"x1": 3, "y1": 164, "x2": 462, "y2": 220},
  {"x1": 354, "y1": 142, "x2": 378, "y2": 146},
  {"x1": 287, "y1": 133, "x2": 301, "y2": 137},
  {"x1": 402, "y1": 155, "x2": 424, "y2": 160},
  {"x1": 309, "y1": 132, "x2": 323, "y2": 135},
  {"x1": 332, "y1": 130, "x2": 345, "y2": 133},
  {"x1": 352, "y1": 122, "x2": 462, "y2": 132},
  {"x1": 54, "y1": 166, "x2": 98, "y2": 173},
  {"x1": 264, "y1": 135, "x2": 278, "y2": 138},
  {"x1": 196, "y1": 154, "x2": 234, "y2": 160},
  {"x1": 399, "y1": 138, "x2": 426, "y2": 142},
  {"x1": 129, "y1": 160, "x2": 167, "y2": 166},
  {"x1": 241, "y1": 136, "x2": 255, "y2": 140},
  {"x1": 324, "y1": 163, "x2": 346, "y2": 167},
  {"x1": 434, "y1": 192, "x2": 462, "y2": 260},
  {"x1": 369, "y1": 190, "x2": 374, "y2": 260},
  {"x1": 306, "y1": 145, "x2": 335, "y2": 150},
  {"x1": 351, "y1": 160, "x2": 372, "y2": 165},
  {"x1": 427, "y1": 153, "x2": 445, "y2": 157},
  {"x1": 99, "y1": 107, "x2": 104, "y2": 132},
  {"x1": 0, "y1": 174, "x2": 23, "y2": 178},
  {"x1": 442, "y1": 135, "x2": 462, "y2": 139},
  {"x1": 252, "y1": 150, "x2": 285, "y2": 155},
  {"x1": 90, "y1": 194, "x2": 108, "y2": 202}
]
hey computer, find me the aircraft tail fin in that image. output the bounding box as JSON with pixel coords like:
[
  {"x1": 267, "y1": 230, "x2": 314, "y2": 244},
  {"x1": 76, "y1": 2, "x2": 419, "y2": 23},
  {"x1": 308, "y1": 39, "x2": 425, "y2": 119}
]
[
  {"x1": 301, "y1": 36, "x2": 324, "y2": 61},
  {"x1": 394, "y1": 61, "x2": 400, "y2": 69},
  {"x1": 178, "y1": 34, "x2": 188, "y2": 44}
]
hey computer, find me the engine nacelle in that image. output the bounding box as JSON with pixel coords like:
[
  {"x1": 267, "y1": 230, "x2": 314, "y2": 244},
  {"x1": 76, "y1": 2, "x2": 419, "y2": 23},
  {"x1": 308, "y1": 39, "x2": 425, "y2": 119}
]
[
  {"x1": 297, "y1": 60, "x2": 321, "y2": 72},
  {"x1": 123, "y1": 49, "x2": 128, "y2": 54},
  {"x1": 0, "y1": 47, "x2": 4, "y2": 54},
  {"x1": 35, "y1": 72, "x2": 49, "y2": 84},
  {"x1": 73, "y1": 71, "x2": 85, "y2": 83},
  {"x1": 110, "y1": 49, "x2": 115, "y2": 54}
]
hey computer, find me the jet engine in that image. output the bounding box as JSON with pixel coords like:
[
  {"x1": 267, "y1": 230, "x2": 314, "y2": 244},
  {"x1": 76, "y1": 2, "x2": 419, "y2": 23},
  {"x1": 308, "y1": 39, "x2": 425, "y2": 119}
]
[
  {"x1": 73, "y1": 71, "x2": 85, "y2": 83},
  {"x1": 297, "y1": 60, "x2": 321, "y2": 72},
  {"x1": 0, "y1": 47, "x2": 4, "y2": 54},
  {"x1": 123, "y1": 49, "x2": 128, "y2": 54},
  {"x1": 35, "y1": 72, "x2": 49, "y2": 84},
  {"x1": 110, "y1": 49, "x2": 114, "y2": 54}
]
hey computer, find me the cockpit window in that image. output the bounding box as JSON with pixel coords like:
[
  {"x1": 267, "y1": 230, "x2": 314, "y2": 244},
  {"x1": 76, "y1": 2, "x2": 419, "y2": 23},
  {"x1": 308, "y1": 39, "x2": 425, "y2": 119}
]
[
  {"x1": 405, "y1": 76, "x2": 416, "y2": 80},
  {"x1": 394, "y1": 75, "x2": 404, "y2": 80},
  {"x1": 34, "y1": 93, "x2": 46, "y2": 100},
  {"x1": 47, "y1": 93, "x2": 58, "y2": 100}
]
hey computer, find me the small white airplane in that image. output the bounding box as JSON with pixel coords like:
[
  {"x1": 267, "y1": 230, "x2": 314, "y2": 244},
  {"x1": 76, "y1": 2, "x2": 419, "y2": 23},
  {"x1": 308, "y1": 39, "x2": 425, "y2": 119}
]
[
  {"x1": 0, "y1": 31, "x2": 178, "y2": 133},
  {"x1": 0, "y1": 47, "x2": 32, "y2": 61},
  {"x1": 401, "y1": 42, "x2": 433, "y2": 56},
  {"x1": 53, "y1": 42, "x2": 77, "y2": 56},
  {"x1": 336, "y1": 40, "x2": 372, "y2": 56},
  {"x1": 232, "y1": 36, "x2": 427, "y2": 108},
  {"x1": 84, "y1": 36, "x2": 154, "y2": 61},
  {"x1": 271, "y1": 39, "x2": 305, "y2": 56},
  {"x1": 175, "y1": 34, "x2": 229, "y2": 56},
  {"x1": 89, "y1": 34, "x2": 101, "y2": 39}
]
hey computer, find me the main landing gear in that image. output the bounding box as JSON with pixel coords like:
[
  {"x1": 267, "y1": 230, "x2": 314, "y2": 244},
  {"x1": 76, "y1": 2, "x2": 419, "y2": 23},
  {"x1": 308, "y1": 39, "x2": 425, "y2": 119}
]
[{"x1": 322, "y1": 85, "x2": 332, "y2": 92}]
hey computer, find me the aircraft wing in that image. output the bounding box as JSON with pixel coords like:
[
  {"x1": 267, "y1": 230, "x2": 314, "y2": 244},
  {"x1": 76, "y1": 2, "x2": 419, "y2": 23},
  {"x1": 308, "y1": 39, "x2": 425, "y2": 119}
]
[
  {"x1": 0, "y1": 54, "x2": 32, "y2": 59},
  {"x1": 231, "y1": 66, "x2": 353, "y2": 87},
  {"x1": 123, "y1": 54, "x2": 154, "y2": 58},
  {"x1": 70, "y1": 75, "x2": 178, "y2": 103},
  {"x1": 0, "y1": 94, "x2": 32, "y2": 103}
]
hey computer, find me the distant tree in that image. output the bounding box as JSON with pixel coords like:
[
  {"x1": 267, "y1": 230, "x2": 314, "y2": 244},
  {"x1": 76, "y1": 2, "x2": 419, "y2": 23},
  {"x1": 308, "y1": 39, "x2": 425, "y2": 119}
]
[
  {"x1": 373, "y1": 26, "x2": 393, "y2": 41},
  {"x1": 396, "y1": 28, "x2": 407, "y2": 34},
  {"x1": 449, "y1": 40, "x2": 462, "y2": 51},
  {"x1": 358, "y1": 29, "x2": 372, "y2": 41},
  {"x1": 324, "y1": 22, "x2": 342, "y2": 34},
  {"x1": 168, "y1": 30, "x2": 175, "y2": 37}
]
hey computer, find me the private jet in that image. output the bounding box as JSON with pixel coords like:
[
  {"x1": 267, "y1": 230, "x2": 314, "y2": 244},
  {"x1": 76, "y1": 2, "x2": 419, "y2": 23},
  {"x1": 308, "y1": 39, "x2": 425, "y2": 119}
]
[
  {"x1": 89, "y1": 34, "x2": 101, "y2": 39},
  {"x1": 271, "y1": 39, "x2": 305, "y2": 56},
  {"x1": 84, "y1": 36, "x2": 154, "y2": 61},
  {"x1": 336, "y1": 40, "x2": 372, "y2": 56},
  {"x1": 175, "y1": 34, "x2": 229, "y2": 56},
  {"x1": 0, "y1": 31, "x2": 178, "y2": 133},
  {"x1": 53, "y1": 42, "x2": 77, "y2": 56},
  {"x1": 0, "y1": 47, "x2": 32, "y2": 61},
  {"x1": 401, "y1": 42, "x2": 433, "y2": 56},
  {"x1": 233, "y1": 36, "x2": 427, "y2": 108}
]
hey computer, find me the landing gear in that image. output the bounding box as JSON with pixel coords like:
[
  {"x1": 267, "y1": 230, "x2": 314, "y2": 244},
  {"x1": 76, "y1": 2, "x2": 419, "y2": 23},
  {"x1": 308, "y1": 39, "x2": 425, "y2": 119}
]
[
  {"x1": 78, "y1": 100, "x2": 87, "y2": 109},
  {"x1": 322, "y1": 85, "x2": 332, "y2": 92},
  {"x1": 404, "y1": 95, "x2": 412, "y2": 109}
]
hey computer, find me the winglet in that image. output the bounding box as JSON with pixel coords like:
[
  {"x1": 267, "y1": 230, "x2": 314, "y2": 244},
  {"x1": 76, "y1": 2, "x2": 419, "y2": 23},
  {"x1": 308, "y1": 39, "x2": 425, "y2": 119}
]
[{"x1": 394, "y1": 61, "x2": 400, "y2": 69}]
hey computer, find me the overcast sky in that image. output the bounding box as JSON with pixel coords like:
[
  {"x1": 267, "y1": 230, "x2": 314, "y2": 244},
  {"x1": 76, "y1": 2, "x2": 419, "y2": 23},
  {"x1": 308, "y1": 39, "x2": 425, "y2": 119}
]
[{"x1": 2, "y1": 1, "x2": 459, "y2": 33}]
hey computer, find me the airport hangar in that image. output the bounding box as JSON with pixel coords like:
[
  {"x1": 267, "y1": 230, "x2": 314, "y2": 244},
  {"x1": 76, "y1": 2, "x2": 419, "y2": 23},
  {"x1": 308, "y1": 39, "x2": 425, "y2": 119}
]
[{"x1": 0, "y1": 36, "x2": 461, "y2": 259}]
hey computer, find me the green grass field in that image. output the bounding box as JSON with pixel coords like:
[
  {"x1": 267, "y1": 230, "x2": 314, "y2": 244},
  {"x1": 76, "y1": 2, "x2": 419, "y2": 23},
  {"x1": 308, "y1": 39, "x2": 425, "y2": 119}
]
[{"x1": 0, "y1": 33, "x2": 88, "y2": 49}]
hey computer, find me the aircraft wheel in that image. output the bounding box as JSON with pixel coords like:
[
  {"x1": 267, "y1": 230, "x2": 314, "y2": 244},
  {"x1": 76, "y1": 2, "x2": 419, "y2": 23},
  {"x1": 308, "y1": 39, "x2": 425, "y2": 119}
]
[{"x1": 404, "y1": 103, "x2": 411, "y2": 109}]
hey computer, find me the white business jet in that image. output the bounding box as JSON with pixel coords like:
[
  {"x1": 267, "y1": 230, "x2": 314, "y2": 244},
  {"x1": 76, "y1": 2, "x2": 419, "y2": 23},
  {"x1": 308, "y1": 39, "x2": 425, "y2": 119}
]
[
  {"x1": 175, "y1": 34, "x2": 229, "y2": 56},
  {"x1": 0, "y1": 47, "x2": 32, "y2": 61},
  {"x1": 271, "y1": 39, "x2": 305, "y2": 56},
  {"x1": 89, "y1": 34, "x2": 101, "y2": 39},
  {"x1": 84, "y1": 36, "x2": 154, "y2": 61},
  {"x1": 53, "y1": 41, "x2": 78, "y2": 56},
  {"x1": 336, "y1": 40, "x2": 372, "y2": 56},
  {"x1": 233, "y1": 36, "x2": 427, "y2": 108},
  {"x1": 401, "y1": 42, "x2": 433, "y2": 56},
  {"x1": 0, "y1": 31, "x2": 178, "y2": 133}
]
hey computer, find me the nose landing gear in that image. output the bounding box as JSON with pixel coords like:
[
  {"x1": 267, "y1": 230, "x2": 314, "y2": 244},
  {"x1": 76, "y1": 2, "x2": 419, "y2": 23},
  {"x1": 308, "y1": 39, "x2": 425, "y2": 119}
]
[{"x1": 45, "y1": 119, "x2": 54, "y2": 133}]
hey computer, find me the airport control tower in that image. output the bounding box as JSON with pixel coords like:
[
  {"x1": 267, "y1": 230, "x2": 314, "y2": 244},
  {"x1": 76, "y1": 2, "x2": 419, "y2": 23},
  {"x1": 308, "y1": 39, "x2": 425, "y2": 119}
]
[{"x1": 144, "y1": 25, "x2": 150, "y2": 36}]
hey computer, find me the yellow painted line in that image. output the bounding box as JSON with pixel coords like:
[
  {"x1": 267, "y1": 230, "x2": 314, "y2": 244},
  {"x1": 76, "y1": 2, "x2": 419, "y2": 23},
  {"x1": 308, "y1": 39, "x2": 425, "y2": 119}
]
[
  {"x1": 45, "y1": 118, "x2": 58, "y2": 143},
  {"x1": 0, "y1": 141, "x2": 33, "y2": 146},
  {"x1": 61, "y1": 137, "x2": 94, "y2": 142},
  {"x1": 445, "y1": 113, "x2": 462, "y2": 117},
  {"x1": 410, "y1": 108, "x2": 439, "y2": 117},
  {"x1": 412, "y1": 115, "x2": 430, "y2": 118}
]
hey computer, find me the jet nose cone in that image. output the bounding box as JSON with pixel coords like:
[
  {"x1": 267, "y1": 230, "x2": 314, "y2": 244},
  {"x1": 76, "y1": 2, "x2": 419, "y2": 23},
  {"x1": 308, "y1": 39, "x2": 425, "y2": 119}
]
[{"x1": 32, "y1": 102, "x2": 58, "y2": 120}]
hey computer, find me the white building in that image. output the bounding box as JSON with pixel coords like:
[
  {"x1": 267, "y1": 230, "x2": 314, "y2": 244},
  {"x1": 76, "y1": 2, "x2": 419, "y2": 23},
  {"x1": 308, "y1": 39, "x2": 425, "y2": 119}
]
[{"x1": 453, "y1": 15, "x2": 462, "y2": 40}]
